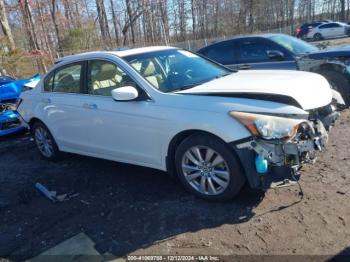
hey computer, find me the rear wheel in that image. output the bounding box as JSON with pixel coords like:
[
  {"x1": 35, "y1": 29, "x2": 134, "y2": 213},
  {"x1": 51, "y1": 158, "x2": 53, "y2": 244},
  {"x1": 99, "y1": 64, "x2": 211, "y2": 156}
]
[
  {"x1": 319, "y1": 70, "x2": 350, "y2": 105},
  {"x1": 32, "y1": 121, "x2": 60, "y2": 160},
  {"x1": 175, "y1": 134, "x2": 246, "y2": 201},
  {"x1": 313, "y1": 33, "x2": 323, "y2": 41}
]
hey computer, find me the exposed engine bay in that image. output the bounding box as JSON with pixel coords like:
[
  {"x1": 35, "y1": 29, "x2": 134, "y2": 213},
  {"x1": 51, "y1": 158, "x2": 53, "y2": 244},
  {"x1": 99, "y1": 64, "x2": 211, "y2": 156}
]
[{"x1": 234, "y1": 102, "x2": 340, "y2": 189}]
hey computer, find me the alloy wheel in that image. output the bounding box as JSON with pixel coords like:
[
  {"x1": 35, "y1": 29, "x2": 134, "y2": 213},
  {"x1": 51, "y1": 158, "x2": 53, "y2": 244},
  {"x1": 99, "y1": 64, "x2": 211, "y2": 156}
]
[
  {"x1": 34, "y1": 126, "x2": 54, "y2": 158},
  {"x1": 181, "y1": 146, "x2": 230, "y2": 195}
]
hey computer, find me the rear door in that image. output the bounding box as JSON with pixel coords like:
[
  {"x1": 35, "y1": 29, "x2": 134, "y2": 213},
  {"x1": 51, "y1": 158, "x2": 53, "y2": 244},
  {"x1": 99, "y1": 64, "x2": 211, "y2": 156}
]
[
  {"x1": 319, "y1": 23, "x2": 339, "y2": 38},
  {"x1": 199, "y1": 40, "x2": 237, "y2": 70},
  {"x1": 235, "y1": 38, "x2": 297, "y2": 70},
  {"x1": 40, "y1": 62, "x2": 90, "y2": 151},
  {"x1": 333, "y1": 23, "x2": 346, "y2": 36}
]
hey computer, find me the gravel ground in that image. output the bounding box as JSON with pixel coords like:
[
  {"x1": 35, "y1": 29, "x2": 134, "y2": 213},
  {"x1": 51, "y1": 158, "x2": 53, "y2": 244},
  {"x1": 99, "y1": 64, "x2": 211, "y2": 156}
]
[{"x1": 0, "y1": 109, "x2": 349, "y2": 261}]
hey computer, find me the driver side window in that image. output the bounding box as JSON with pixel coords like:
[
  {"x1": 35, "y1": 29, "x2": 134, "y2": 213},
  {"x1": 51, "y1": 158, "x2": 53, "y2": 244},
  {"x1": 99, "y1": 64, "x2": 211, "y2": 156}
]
[{"x1": 87, "y1": 60, "x2": 136, "y2": 96}]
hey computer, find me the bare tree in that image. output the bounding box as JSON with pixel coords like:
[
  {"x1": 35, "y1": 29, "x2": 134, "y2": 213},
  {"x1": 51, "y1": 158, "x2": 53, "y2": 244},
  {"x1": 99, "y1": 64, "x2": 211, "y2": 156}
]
[
  {"x1": 0, "y1": 0, "x2": 15, "y2": 51},
  {"x1": 96, "y1": 0, "x2": 110, "y2": 45},
  {"x1": 48, "y1": 0, "x2": 63, "y2": 56},
  {"x1": 19, "y1": 0, "x2": 40, "y2": 51},
  {"x1": 340, "y1": 0, "x2": 346, "y2": 21},
  {"x1": 110, "y1": 0, "x2": 120, "y2": 45},
  {"x1": 123, "y1": 0, "x2": 142, "y2": 45}
]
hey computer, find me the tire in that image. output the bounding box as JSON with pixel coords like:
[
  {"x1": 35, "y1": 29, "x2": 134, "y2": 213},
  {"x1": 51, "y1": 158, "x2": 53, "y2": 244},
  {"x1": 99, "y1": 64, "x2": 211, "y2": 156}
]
[
  {"x1": 313, "y1": 33, "x2": 323, "y2": 41},
  {"x1": 32, "y1": 121, "x2": 61, "y2": 160},
  {"x1": 319, "y1": 70, "x2": 350, "y2": 105},
  {"x1": 175, "y1": 134, "x2": 246, "y2": 201}
]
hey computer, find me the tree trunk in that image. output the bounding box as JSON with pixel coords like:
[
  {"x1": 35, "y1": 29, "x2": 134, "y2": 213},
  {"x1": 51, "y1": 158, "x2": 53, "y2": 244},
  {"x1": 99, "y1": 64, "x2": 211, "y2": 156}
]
[
  {"x1": 159, "y1": 0, "x2": 169, "y2": 44},
  {"x1": 191, "y1": 0, "x2": 196, "y2": 38},
  {"x1": 110, "y1": 0, "x2": 119, "y2": 45},
  {"x1": 96, "y1": 0, "x2": 111, "y2": 46},
  {"x1": 35, "y1": 0, "x2": 53, "y2": 63},
  {"x1": 49, "y1": 0, "x2": 63, "y2": 56},
  {"x1": 19, "y1": 0, "x2": 40, "y2": 51},
  {"x1": 125, "y1": 0, "x2": 136, "y2": 44},
  {"x1": 0, "y1": 0, "x2": 15, "y2": 52},
  {"x1": 340, "y1": 0, "x2": 346, "y2": 22}
]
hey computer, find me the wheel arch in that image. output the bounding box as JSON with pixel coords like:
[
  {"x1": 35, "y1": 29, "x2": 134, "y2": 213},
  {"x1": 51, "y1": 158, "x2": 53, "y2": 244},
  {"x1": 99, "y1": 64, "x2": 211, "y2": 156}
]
[
  {"x1": 28, "y1": 117, "x2": 52, "y2": 136},
  {"x1": 313, "y1": 62, "x2": 347, "y2": 75},
  {"x1": 166, "y1": 129, "x2": 242, "y2": 176}
]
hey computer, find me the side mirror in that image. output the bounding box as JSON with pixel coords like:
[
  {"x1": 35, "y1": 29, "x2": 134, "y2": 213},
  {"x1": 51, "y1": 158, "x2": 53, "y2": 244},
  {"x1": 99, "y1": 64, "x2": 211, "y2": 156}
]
[
  {"x1": 111, "y1": 86, "x2": 139, "y2": 101},
  {"x1": 267, "y1": 50, "x2": 285, "y2": 61}
]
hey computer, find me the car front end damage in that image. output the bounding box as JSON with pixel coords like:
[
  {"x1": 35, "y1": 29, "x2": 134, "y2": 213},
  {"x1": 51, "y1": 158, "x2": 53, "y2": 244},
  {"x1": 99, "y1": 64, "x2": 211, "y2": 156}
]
[
  {"x1": 231, "y1": 104, "x2": 338, "y2": 189},
  {"x1": 0, "y1": 106, "x2": 25, "y2": 136}
]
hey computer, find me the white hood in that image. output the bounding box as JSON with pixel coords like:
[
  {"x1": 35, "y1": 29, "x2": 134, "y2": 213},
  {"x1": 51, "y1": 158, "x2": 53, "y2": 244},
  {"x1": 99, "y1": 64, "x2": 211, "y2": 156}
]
[{"x1": 178, "y1": 70, "x2": 333, "y2": 110}]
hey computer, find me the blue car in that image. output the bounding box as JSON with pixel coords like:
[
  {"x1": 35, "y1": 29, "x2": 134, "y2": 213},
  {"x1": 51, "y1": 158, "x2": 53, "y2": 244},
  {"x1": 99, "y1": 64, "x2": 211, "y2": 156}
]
[
  {"x1": 0, "y1": 110, "x2": 24, "y2": 136},
  {"x1": 197, "y1": 34, "x2": 350, "y2": 105},
  {"x1": 0, "y1": 74, "x2": 40, "y2": 136}
]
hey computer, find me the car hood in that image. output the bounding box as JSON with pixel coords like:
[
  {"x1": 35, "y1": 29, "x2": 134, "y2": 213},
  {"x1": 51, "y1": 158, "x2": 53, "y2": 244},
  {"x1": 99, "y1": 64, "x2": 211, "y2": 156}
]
[
  {"x1": 177, "y1": 70, "x2": 332, "y2": 110},
  {"x1": 307, "y1": 45, "x2": 350, "y2": 59}
]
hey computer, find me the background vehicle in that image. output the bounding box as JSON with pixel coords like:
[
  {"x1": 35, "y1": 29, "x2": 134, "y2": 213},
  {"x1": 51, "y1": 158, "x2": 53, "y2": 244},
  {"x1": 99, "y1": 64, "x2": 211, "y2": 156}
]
[
  {"x1": 0, "y1": 74, "x2": 40, "y2": 136},
  {"x1": 0, "y1": 74, "x2": 40, "y2": 103},
  {"x1": 306, "y1": 22, "x2": 350, "y2": 40},
  {"x1": 197, "y1": 34, "x2": 350, "y2": 105},
  {"x1": 0, "y1": 75, "x2": 15, "y2": 85},
  {"x1": 295, "y1": 22, "x2": 325, "y2": 39},
  {"x1": 18, "y1": 47, "x2": 337, "y2": 200}
]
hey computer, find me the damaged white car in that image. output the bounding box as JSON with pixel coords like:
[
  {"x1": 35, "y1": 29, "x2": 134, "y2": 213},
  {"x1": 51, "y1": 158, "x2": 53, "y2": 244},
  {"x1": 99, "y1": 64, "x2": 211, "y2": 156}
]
[{"x1": 17, "y1": 47, "x2": 344, "y2": 200}]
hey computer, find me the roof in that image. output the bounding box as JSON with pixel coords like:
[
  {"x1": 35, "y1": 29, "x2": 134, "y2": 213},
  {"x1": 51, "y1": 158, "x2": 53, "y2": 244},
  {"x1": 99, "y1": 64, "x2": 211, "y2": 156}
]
[
  {"x1": 197, "y1": 33, "x2": 286, "y2": 51},
  {"x1": 113, "y1": 46, "x2": 176, "y2": 57},
  {"x1": 55, "y1": 46, "x2": 177, "y2": 64}
]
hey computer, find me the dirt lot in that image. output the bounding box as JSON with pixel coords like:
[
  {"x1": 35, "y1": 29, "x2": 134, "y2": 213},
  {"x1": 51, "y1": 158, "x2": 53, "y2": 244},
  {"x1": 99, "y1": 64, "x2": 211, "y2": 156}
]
[{"x1": 0, "y1": 107, "x2": 349, "y2": 260}]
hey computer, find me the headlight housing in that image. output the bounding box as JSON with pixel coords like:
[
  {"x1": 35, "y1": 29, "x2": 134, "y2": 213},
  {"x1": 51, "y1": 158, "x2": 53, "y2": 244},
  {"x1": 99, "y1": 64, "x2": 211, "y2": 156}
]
[{"x1": 229, "y1": 111, "x2": 304, "y2": 140}]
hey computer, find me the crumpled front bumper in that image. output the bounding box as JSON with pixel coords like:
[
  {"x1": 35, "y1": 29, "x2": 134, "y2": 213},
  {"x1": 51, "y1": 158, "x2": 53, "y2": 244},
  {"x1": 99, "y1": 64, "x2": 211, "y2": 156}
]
[{"x1": 232, "y1": 120, "x2": 329, "y2": 189}]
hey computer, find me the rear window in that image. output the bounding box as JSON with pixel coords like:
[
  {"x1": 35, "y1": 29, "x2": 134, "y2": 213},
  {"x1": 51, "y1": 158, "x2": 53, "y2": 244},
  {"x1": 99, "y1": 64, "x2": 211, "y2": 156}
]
[
  {"x1": 200, "y1": 42, "x2": 235, "y2": 65},
  {"x1": 44, "y1": 63, "x2": 82, "y2": 93}
]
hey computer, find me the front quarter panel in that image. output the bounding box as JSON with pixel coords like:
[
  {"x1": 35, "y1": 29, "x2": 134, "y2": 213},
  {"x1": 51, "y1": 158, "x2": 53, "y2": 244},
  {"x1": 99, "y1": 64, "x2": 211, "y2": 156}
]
[{"x1": 159, "y1": 106, "x2": 252, "y2": 170}]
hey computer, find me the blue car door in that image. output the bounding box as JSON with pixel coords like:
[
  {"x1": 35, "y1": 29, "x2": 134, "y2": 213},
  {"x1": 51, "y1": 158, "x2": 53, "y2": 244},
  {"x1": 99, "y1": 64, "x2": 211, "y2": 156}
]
[{"x1": 234, "y1": 38, "x2": 297, "y2": 70}]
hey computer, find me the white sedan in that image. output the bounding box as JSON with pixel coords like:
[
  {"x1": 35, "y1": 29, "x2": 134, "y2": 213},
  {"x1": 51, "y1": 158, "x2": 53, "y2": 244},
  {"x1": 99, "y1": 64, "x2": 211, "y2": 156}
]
[
  {"x1": 307, "y1": 22, "x2": 350, "y2": 41},
  {"x1": 17, "y1": 47, "x2": 340, "y2": 200}
]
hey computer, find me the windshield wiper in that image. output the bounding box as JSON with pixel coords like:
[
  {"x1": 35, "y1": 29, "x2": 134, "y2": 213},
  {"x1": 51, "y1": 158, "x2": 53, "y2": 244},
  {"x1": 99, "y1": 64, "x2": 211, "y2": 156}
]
[{"x1": 172, "y1": 82, "x2": 203, "y2": 92}]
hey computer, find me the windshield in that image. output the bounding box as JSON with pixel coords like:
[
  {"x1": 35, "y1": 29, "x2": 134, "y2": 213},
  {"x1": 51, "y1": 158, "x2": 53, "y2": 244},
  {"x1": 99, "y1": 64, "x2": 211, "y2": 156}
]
[
  {"x1": 268, "y1": 34, "x2": 319, "y2": 55},
  {"x1": 123, "y1": 49, "x2": 231, "y2": 93}
]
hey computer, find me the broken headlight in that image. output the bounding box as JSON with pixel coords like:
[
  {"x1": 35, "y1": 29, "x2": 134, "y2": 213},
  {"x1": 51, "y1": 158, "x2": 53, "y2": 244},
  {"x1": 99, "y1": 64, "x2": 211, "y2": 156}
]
[{"x1": 230, "y1": 111, "x2": 304, "y2": 140}]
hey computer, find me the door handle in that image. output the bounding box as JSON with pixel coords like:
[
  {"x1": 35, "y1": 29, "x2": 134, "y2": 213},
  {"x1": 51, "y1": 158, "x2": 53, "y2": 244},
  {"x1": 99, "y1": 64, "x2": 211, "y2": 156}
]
[
  {"x1": 82, "y1": 103, "x2": 98, "y2": 110},
  {"x1": 41, "y1": 98, "x2": 51, "y2": 103},
  {"x1": 239, "y1": 64, "x2": 252, "y2": 70}
]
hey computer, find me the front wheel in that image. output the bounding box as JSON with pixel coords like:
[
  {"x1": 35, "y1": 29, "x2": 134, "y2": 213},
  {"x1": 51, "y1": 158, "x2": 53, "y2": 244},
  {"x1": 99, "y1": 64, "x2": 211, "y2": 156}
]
[{"x1": 175, "y1": 134, "x2": 246, "y2": 201}]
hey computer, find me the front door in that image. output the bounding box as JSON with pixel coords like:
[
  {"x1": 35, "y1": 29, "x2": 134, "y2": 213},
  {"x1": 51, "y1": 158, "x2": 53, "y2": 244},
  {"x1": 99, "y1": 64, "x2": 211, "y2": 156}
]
[
  {"x1": 78, "y1": 59, "x2": 164, "y2": 167},
  {"x1": 234, "y1": 38, "x2": 297, "y2": 70}
]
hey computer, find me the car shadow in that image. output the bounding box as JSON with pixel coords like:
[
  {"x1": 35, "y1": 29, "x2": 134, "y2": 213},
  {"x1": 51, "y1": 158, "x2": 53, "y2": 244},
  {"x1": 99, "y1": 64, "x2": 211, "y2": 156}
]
[
  {"x1": 0, "y1": 135, "x2": 265, "y2": 259},
  {"x1": 327, "y1": 247, "x2": 350, "y2": 262}
]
